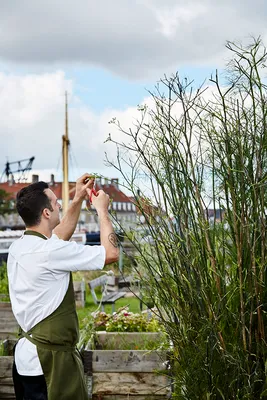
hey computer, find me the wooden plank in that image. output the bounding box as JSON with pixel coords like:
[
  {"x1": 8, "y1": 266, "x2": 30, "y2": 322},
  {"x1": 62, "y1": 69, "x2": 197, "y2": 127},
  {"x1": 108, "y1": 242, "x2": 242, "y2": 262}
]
[
  {"x1": 0, "y1": 320, "x2": 18, "y2": 329},
  {"x1": 92, "y1": 372, "x2": 171, "y2": 396},
  {"x1": 0, "y1": 385, "x2": 15, "y2": 396},
  {"x1": 93, "y1": 396, "x2": 169, "y2": 400},
  {"x1": 108, "y1": 292, "x2": 126, "y2": 302},
  {"x1": 0, "y1": 303, "x2": 12, "y2": 309},
  {"x1": 0, "y1": 304, "x2": 18, "y2": 339},
  {"x1": 89, "y1": 276, "x2": 108, "y2": 289},
  {"x1": 0, "y1": 397, "x2": 16, "y2": 399},
  {"x1": 73, "y1": 281, "x2": 86, "y2": 307},
  {"x1": 0, "y1": 377, "x2": 13, "y2": 385},
  {"x1": 92, "y1": 350, "x2": 167, "y2": 373},
  {"x1": 0, "y1": 356, "x2": 13, "y2": 379},
  {"x1": 102, "y1": 292, "x2": 126, "y2": 303},
  {"x1": 0, "y1": 354, "x2": 15, "y2": 399},
  {"x1": 0, "y1": 333, "x2": 17, "y2": 340},
  {"x1": 3, "y1": 340, "x2": 16, "y2": 356}
]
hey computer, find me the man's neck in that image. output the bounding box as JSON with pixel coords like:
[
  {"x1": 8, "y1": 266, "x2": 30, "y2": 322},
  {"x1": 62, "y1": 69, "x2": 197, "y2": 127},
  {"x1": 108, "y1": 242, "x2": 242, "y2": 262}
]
[{"x1": 25, "y1": 226, "x2": 52, "y2": 238}]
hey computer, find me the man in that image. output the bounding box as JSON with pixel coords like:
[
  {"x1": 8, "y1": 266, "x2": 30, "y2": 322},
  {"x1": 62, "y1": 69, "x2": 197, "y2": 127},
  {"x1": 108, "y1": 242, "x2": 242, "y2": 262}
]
[{"x1": 7, "y1": 174, "x2": 119, "y2": 400}]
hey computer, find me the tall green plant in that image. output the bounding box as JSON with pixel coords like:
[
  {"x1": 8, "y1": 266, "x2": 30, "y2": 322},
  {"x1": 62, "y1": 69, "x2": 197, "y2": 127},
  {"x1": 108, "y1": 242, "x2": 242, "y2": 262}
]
[{"x1": 106, "y1": 38, "x2": 267, "y2": 399}]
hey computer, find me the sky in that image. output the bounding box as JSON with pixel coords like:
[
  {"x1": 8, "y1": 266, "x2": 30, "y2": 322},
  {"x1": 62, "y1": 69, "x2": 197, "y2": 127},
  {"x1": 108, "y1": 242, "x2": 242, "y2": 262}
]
[{"x1": 0, "y1": 0, "x2": 266, "y2": 186}]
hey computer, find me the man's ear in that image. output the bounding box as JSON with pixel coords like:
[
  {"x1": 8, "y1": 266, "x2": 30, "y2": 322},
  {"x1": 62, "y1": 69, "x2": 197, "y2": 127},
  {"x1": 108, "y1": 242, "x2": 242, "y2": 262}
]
[{"x1": 43, "y1": 208, "x2": 51, "y2": 219}]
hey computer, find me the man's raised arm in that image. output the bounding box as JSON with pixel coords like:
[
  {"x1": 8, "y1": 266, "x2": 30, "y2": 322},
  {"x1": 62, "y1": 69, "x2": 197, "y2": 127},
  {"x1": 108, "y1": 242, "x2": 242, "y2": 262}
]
[
  {"x1": 88, "y1": 189, "x2": 120, "y2": 265},
  {"x1": 54, "y1": 174, "x2": 94, "y2": 241}
]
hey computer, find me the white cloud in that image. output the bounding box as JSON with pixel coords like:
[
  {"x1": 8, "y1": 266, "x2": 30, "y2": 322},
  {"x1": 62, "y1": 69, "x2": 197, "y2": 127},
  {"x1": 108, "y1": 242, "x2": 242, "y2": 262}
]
[
  {"x1": 0, "y1": 71, "x2": 143, "y2": 182},
  {"x1": 0, "y1": 1, "x2": 265, "y2": 79}
]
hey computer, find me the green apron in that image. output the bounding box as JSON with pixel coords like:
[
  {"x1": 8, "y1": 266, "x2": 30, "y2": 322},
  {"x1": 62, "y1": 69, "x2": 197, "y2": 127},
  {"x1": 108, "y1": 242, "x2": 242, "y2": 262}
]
[{"x1": 17, "y1": 230, "x2": 88, "y2": 400}]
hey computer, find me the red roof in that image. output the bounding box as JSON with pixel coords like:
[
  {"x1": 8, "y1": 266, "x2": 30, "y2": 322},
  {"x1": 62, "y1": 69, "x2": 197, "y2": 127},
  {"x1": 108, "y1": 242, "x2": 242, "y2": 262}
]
[
  {"x1": 0, "y1": 181, "x2": 132, "y2": 203},
  {"x1": 97, "y1": 183, "x2": 130, "y2": 202}
]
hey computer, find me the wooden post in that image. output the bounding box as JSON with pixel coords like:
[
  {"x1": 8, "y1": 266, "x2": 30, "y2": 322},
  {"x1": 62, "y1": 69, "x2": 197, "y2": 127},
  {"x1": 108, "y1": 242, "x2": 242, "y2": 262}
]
[{"x1": 62, "y1": 91, "x2": 70, "y2": 215}]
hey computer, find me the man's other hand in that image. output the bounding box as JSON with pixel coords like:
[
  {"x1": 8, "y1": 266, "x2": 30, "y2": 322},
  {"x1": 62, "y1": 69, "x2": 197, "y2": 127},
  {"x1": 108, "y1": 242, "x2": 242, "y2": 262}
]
[{"x1": 74, "y1": 174, "x2": 95, "y2": 202}]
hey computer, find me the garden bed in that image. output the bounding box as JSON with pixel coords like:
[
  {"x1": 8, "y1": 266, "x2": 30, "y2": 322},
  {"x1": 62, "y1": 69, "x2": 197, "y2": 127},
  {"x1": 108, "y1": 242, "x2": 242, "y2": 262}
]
[
  {"x1": 82, "y1": 309, "x2": 172, "y2": 399},
  {"x1": 83, "y1": 334, "x2": 171, "y2": 399}
]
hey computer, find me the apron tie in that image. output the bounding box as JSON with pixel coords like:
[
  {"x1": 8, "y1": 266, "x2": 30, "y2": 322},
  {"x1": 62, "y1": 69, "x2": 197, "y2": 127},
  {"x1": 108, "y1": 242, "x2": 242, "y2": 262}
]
[{"x1": 19, "y1": 329, "x2": 76, "y2": 352}]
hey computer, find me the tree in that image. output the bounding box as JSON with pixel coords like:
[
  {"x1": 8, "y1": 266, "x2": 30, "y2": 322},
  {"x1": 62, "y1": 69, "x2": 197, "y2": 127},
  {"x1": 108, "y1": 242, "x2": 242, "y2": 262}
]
[
  {"x1": 106, "y1": 38, "x2": 267, "y2": 398},
  {"x1": 0, "y1": 189, "x2": 13, "y2": 216}
]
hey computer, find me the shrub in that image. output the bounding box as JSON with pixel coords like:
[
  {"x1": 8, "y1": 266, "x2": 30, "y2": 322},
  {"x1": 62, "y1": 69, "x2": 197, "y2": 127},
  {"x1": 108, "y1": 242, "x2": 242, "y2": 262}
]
[{"x1": 0, "y1": 262, "x2": 9, "y2": 301}]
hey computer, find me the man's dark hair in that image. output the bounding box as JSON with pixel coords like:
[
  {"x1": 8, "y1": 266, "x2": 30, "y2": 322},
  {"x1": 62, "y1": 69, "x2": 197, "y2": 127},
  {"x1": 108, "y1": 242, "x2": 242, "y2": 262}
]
[{"x1": 16, "y1": 181, "x2": 53, "y2": 227}]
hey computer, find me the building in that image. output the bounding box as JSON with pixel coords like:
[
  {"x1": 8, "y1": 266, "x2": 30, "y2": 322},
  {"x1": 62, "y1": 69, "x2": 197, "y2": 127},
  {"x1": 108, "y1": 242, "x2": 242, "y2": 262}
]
[
  {"x1": 206, "y1": 209, "x2": 226, "y2": 223},
  {"x1": 0, "y1": 175, "x2": 138, "y2": 232}
]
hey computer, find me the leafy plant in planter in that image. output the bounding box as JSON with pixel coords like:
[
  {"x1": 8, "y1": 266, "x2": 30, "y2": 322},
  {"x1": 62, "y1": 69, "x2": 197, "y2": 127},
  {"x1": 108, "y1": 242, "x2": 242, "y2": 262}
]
[
  {"x1": 93, "y1": 307, "x2": 162, "y2": 332},
  {"x1": 79, "y1": 307, "x2": 168, "y2": 351}
]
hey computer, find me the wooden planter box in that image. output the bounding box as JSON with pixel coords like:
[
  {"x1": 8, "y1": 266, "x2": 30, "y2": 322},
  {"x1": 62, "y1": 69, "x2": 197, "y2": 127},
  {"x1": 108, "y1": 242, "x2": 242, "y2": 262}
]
[
  {"x1": 0, "y1": 303, "x2": 18, "y2": 340},
  {"x1": 0, "y1": 334, "x2": 172, "y2": 400},
  {"x1": 0, "y1": 339, "x2": 16, "y2": 400},
  {"x1": 83, "y1": 332, "x2": 171, "y2": 400}
]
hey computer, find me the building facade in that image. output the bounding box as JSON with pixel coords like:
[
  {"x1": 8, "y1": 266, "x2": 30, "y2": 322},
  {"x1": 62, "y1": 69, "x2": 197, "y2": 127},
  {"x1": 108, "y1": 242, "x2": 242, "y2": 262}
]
[{"x1": 0, "y1": 175, "x2": 138, "y2": 232}]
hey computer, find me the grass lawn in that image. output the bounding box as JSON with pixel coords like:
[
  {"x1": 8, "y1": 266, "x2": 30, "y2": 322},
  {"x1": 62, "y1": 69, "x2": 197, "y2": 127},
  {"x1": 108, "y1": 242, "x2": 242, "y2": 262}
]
[{"x1": 77, "y1": 291, "x2": 142, "y2": 330}]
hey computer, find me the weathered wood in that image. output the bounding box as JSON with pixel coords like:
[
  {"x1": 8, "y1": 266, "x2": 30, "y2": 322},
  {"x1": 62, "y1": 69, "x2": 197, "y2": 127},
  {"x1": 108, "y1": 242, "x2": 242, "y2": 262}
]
[
  {"x1": 92, "y1": 372, "x2": 171, "y2": 396},
  {"x1": 92, "y1": 396, "x2": 168, "y2": 400},
  {"x1": 0, "y1": 356, "x2": 13, "y2": 378},
  {"x1": 73, "y1": 280, "x2": 86, "y2": 308},
  {"x1": 0, "y1": 390, "x2": 16, "y2": 396},
  {"x1": 3, "y1": 340, "x2": 16, "y2": 356},
  {"x1": 0, "y1": 303, "x2": 18, "y2": 339},
  {"x1": 0, "y1": 377, "x2": 13, "y2": 385},
  {"x1": 0, "y1": 303, "x2": 13, "y2": 309},
  {"x1": 92, "y1": 350, "x2": 167, "y2": 373},
  {"x1": 0, "y1": 355, "x2": 15, "y2": 399},
  {"x1": 95, "y1": 332, "x2": 163, "y2": 349},
  {"x1": 84, "y1": 333, "x2": 172, "y2": 397}
]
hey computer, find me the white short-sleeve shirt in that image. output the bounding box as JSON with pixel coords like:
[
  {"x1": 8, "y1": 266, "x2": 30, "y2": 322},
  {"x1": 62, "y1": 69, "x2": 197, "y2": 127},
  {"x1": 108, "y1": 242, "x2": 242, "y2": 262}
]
[{"x1": 7, "y1": 233, "x2": 105, "y2": 376}]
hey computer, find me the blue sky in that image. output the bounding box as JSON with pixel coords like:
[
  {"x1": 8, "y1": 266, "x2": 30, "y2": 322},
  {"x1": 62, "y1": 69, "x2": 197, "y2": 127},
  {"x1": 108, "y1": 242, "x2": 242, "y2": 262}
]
[{"x1": 66, "y1": 65, "x2": 217, "y2": 112}]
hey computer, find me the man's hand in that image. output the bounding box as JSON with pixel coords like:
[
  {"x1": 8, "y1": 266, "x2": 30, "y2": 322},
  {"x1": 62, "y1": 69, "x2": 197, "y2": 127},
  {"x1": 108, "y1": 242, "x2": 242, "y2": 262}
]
[
  {"x1": 74, "y1": 173, "x2": 95, "y2": 203},
  {"x1": 86, "y1": 189, "x2": 110, "y2": 213}
]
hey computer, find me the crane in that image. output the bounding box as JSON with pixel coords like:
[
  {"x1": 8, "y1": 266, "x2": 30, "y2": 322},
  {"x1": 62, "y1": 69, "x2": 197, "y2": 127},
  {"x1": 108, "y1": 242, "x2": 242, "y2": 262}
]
[{"x1": 1, "y1": 157, "x2": 35, "y2": 183}]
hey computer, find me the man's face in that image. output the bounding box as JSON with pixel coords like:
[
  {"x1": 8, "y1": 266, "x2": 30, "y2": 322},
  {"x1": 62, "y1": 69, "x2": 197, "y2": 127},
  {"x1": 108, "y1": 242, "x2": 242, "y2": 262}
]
[{"x1": 44, "y1": 188, "x2": 61, "y2": 228}]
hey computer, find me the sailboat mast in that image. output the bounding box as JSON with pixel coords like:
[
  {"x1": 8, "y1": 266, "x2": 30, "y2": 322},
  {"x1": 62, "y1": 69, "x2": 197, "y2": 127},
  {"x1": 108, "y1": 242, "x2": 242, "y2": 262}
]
[{"x1": 62, "y1": 91, "x2": 70, "y2": 214}]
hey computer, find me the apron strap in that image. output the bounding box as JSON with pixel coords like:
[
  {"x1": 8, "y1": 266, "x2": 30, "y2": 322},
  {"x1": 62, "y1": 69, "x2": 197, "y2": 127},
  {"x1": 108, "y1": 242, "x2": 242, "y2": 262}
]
[
  {"x1": 19, "y1": 329, "x2": 76, "y2": 352},
  {"x1": 24, "y1": 230, "x2": 48, "y2": 240}
]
